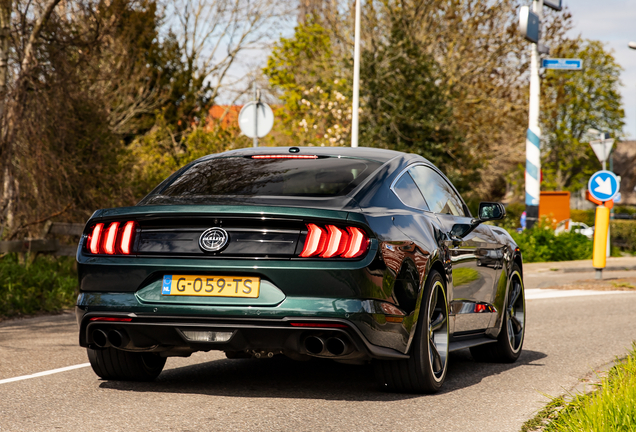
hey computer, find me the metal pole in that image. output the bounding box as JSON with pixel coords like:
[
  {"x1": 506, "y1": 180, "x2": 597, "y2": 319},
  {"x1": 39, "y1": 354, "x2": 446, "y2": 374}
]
[
  {"x1": 525, "y1": 0, "x2": 543, "y2": 229},
  {"x1": 350, "y1": 0, "x2": 361, "y2": 148},
  {"x1": 253, "y1": 81, "x2": 258, "y2": 148}
]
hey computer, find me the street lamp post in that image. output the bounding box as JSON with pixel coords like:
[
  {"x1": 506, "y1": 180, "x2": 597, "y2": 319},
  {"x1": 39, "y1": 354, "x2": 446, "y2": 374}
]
[{"x1": 350, "y1": 0, "x2": 361, "y2": 148}]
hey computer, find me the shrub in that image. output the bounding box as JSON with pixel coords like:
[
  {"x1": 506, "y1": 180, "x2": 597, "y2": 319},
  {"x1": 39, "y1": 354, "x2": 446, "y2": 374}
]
[
  {"x1": 511, "y1": 221, "x2": 593, "y2": 263},
  {"x1": 570, "y1": 209, "x2": 595, "y2": 226},
  {"x1": 611, "y1": 220, "x2": 636, "y2": 253},
  {"x1": 0, "y1": 255, "x2": 78, "y2": 319}
]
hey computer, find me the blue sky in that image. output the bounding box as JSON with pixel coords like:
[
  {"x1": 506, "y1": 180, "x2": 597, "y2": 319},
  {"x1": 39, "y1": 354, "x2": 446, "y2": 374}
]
[{"x1": 565, "y1": 0, "x2": 636, "y2": 139}]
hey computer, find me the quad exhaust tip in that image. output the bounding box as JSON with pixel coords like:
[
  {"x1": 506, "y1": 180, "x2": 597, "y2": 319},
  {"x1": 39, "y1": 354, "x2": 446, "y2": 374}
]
[
  {"x1": 107, "y1": 329, "x2": 130, "y2": 349},
  {"x1": 91, "y1": 328, "x2": 130, "y2": 349},
  {"x1": 303, "y1": 336, "x2": 351, "y2": 356},
  {"x1": 92, "y1": 329, "x2": 109, "y2": 348}
]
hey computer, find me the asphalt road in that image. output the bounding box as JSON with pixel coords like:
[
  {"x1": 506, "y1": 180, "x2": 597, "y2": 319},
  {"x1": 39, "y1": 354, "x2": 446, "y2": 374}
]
[{"x1": 1, "y1": 289, "x2": 636, "y2": 431}]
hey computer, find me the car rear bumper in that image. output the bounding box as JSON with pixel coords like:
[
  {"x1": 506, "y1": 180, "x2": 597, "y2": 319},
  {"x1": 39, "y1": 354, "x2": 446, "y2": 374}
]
[{"x1": 78, "y1": 311, "x2": 409, "y2": 361}]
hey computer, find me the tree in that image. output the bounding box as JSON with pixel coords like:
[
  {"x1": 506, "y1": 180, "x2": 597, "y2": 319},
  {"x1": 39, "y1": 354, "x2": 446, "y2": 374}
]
[
  {"x1": 541, "y1": 39, "x2": 625, "y2": 192},
  {"x1": 359, "y1": 3, "x2": 462, "y2": 185},
  {"x1": 264, "y1": 18, "x2": 352, "y2": 147}
]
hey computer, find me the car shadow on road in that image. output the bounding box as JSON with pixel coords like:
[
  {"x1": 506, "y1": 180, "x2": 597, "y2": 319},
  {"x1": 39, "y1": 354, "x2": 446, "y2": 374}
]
[{"x1": 98, "y1": 348, "x2": 547, "y2": 401}]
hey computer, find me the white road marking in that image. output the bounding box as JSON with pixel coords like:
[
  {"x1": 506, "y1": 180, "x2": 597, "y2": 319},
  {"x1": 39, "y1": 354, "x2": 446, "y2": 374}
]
[
  {"x1": 0, "y1": 363, "x2": 90, "y2": 385},
  {"x1": 526, "y1": 288, "x2": 635, "y2": 300}
]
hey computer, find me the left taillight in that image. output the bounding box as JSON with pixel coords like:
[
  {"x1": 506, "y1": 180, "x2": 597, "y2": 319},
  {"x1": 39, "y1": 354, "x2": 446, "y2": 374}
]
[
  {"x1": 86, "y1": 221, "x2": 137, "y2": 255},
  {"x1": 299, "y1": 224, "x2": 369, "y2": 259}
]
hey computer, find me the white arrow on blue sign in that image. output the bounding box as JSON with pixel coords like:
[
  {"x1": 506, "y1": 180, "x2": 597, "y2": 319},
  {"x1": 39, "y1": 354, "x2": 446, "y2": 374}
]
[
  {"x1": 588, "y1": 170, "x2": 620, "y2": 202},
  {"x1": 541, "y1": 58, "x2": 582, "y2": 70}
]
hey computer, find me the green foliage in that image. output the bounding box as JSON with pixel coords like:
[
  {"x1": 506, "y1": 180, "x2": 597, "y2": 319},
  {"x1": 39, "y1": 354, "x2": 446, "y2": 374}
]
[
  {"x1": 541, "y1": 39, "x2": 625, "y2": 192},
  {"x1": 0, "y1": 255, "x2": 78, "y2": 319},
  {"x1": 610, "y1": 220, "x2": 636, "y2": 253},
  {"x1": 264, "y1": 18, "x2": 351, "y2": 147},
  {"x1": 543, "y1": 344, "x2": 636, "y2": 431},
  {"x1": 126, "y1": 119, "x2": 250, "y2": 199},
  {"x1": 615, "y1": 206, "x2": 636, "y2": 216},
  {"x1": 512, "y1": 220, "x2": 593, "y2": 263},
  {"x1": 360, "y1": 16, "x2": 465, "y2": 186},
  {"x1": 570, "y1": 209, "x2": 595, "y2": 226}
]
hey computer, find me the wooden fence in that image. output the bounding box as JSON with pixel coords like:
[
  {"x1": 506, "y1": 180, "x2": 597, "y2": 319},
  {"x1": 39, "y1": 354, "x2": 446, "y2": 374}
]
[{"x1": 0, "y1": 222, "x2": 84, "y2": 257}]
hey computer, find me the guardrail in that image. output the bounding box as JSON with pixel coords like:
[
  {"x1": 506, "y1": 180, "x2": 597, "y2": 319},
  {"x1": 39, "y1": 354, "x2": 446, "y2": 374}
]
[{"x1": 0, "y1": 222, "x2": 83, "y2": 257}]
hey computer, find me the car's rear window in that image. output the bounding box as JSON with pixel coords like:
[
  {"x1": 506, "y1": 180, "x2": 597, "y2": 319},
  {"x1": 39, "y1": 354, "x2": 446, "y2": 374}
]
[{"x1": 154, "y1": 156, "x2": 382, "y2": 198}]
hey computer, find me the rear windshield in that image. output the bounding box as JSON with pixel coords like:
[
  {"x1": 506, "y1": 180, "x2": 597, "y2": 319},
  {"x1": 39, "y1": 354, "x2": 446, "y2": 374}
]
[{"x1": 153, "y1": 156, "x2": 382, "y2": 198}]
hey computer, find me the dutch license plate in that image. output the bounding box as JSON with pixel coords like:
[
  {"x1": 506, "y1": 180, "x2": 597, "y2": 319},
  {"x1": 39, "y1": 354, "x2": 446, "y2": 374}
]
[{"x1": 162, "y1": 275, "x2": 260, "y2": 298}]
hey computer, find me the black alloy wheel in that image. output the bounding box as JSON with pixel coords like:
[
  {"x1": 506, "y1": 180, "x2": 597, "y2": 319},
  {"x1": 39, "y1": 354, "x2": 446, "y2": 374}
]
[
  {"x1": 374, "y1": 269, "x2": 449, "y2": 393},
  {"x1": 470, "y1": 263, "x2": 525, "y2": 363}
]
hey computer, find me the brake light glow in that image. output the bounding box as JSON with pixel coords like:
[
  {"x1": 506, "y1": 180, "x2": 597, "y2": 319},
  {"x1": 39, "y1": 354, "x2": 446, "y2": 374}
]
[
  {"x1": 321, "y1": 225, "x2": 349, "y2": 258},
  {"x1": 343, "y1": 227, "x2": 368, "y2": 258},
  {"x1": 88, "y1": 223, "x2": 104, "y2": 254},
  {"x1": 251, "y1": 155, "x2": 318, "y2": 159},
  {"x1": 86, "y1": 220, "x2": 137, "y2": 255},
  {"x1": 120, "y1": 221, "x2": 137, "y2": 255},
  {"x1": 300, "y1": 224, "x2": 327, "y2": 257},
  {"x1": 103, "y1": 222, "x2": 120, "y2": 255},
  {"x1": 299, "y1": 223, "x2": 368, "y2": 259}
]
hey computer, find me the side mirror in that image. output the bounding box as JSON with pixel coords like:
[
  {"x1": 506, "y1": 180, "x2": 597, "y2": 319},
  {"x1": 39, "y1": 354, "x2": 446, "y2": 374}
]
[
  {"x1": 449, "y1": 202, "x2": 506, "y2": 240},
  {"x1": 478, "y1": 202, "x2": 506, "y2": 221}
]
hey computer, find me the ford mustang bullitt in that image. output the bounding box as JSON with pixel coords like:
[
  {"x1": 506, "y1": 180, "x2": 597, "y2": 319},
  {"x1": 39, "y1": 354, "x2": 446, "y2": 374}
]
[{"x1": 76, "y1": 146, "x2": 525, "y2": 393}]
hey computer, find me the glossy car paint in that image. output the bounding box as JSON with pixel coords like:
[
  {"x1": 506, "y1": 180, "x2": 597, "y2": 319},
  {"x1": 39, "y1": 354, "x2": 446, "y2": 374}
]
[{"x1": 76, "y1": 147, "x2": 523, "y2": 361}]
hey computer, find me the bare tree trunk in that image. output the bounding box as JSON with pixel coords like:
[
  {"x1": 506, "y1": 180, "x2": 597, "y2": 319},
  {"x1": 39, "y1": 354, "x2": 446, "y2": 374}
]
[
  {"x1": 0, "y1": 0, "x2": 9, "y2": 107},
  {"x1": 0, "y1": 0, "x2": 62, "y2": 237}
]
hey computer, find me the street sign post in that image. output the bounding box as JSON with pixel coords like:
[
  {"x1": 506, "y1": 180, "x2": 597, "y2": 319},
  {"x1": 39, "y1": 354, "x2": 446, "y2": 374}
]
[
  {"x1": 588, "y1": 171, "x2": 619, "y2": 203},
  {"x1": 541, "y1": 58, "x2": 582, "y2": 70},
  {"x1": 542, "y1": 0, "x2": 562, "y2": 11},
  {"x1": 519, "y1": 6, "x2": 540, "y2": 44},
  {"x1": 238, "y1": 101, "x2": 274, "y2": 143},
  {"x1": 588, "y1": 170, "x2": 620, "y2": 279},
  {"x1": 589, "y1": 138, "x2": 615, "y2": 170}
]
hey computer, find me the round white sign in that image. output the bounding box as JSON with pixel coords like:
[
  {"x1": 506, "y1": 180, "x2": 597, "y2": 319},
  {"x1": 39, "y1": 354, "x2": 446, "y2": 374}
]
[{"x1": 238, "y1": 102, "x2": 274, "y2": 138}]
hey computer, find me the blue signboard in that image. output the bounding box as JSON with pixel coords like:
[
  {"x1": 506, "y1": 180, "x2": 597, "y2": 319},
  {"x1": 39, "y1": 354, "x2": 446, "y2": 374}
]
[
  {"x1": 588, "y1": 170, "x2": 619, "y2": 202},
  {"x1": 541, "y1": 58, "x2": 582, "y2": 70}
]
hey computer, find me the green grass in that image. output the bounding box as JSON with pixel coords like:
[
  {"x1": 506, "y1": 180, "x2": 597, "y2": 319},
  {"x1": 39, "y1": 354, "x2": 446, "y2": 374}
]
[
  {"x1": 0, "y1": 254, "x2": 78, "y2": 319},
  {"x1": 526, "y1": 345, "x2": 636, "y2": 431}
]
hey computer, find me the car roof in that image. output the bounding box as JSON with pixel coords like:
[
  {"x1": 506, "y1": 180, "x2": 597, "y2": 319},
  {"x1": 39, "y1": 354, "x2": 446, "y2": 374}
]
[{"x1": 208, "y1": 146, "x2": 405, "y2": 164}]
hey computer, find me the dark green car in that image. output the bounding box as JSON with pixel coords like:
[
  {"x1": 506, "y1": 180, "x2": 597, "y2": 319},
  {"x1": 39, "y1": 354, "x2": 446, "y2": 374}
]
[{"x1": 76, "y1": 146, "x2": 525, "y2": 393}]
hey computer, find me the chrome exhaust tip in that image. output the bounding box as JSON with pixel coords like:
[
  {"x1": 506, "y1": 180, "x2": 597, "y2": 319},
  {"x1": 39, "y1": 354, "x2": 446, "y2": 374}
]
[
  {"x1": 304, "y1": 336, "x2": 325, "y2": 355},
  {"x1": 107, "y1": 329, "x2": 130, "y2": 349},
  {"x1": 326, "y1": 337, "x2": 349, "y2": 356},
  {"x1": 92, "y1": 329, "x2": 110, "y2": 348}
]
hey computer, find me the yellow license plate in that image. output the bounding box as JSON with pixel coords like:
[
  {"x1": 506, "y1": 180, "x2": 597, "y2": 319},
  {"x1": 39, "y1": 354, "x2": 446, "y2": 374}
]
[{"x1": 161, "y1": 275, "x2": 260, "y2": 298}]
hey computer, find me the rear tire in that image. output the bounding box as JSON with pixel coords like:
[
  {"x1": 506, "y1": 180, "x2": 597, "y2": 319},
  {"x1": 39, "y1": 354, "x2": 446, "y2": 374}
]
[
  {"x1": 374, "y1": 270, "x2": 449, "y2": 393},
  {"x1": 470, "y1": 264, "x2": 525, "y2": 363},
  {"x1": 87, "y1": 347, "x2": 166, "y2": 381}
]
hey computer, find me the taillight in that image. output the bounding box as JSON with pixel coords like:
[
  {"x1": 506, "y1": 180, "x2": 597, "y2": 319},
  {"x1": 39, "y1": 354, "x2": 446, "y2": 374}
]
[
  {"x1": 120, "y1": 221, "x2": 137, "y2": 255},
  {"x1": 343, "y1": 227, "x2": 368, "y2": 258},
  {"x1": 300, "y1": 224, "x2": 327, "y2": 257},
  {"x1": 86, "y1": 220, "x2": 137, "y2": 255},
  {"x1": 103, "y1": 222, "x2": 120, "y2": 255},
  {"x1": 299, "y1": 224, "x2": 369, "y2": 259},
  {"x1": 88, "y1": 223, "x2": 104, "y2": 254}
]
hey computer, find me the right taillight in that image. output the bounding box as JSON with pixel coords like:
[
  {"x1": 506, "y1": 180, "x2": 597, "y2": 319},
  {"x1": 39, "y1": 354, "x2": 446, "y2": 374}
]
[
  {"x1": 299, "y1": 224, "x2": 369, "y2": 259},
  {"x1": 86, "y1": 220, "x2": 137, "y2": 255}
]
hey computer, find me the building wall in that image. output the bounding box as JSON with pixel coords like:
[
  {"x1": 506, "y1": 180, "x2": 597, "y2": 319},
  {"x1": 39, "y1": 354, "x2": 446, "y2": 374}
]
[{"x1": 613, "y1": 140, "x2": 636, "y2": 206}]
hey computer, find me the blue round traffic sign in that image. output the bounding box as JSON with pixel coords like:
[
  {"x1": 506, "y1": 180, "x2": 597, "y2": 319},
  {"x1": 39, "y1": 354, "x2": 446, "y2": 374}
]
[{"x1": 588, "y1": 170, "x2": 619, "y2": 202}]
